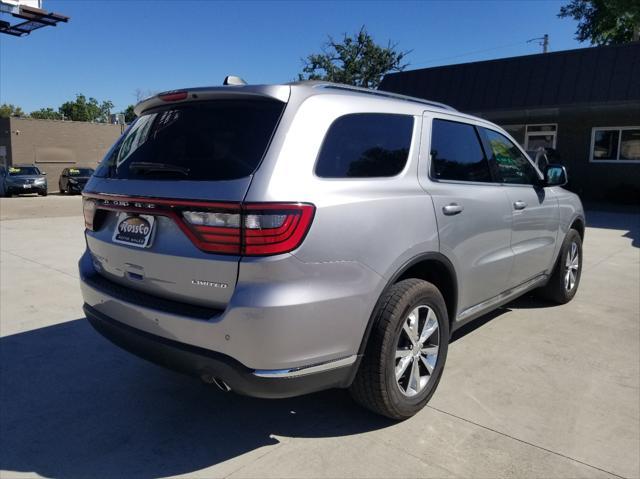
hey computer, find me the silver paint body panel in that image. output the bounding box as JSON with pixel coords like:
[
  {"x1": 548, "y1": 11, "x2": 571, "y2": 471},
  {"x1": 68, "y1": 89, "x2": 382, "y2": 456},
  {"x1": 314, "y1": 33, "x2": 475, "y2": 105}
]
[{"x1": 80, "y1": 82, "x2": 585, "y2": 374}]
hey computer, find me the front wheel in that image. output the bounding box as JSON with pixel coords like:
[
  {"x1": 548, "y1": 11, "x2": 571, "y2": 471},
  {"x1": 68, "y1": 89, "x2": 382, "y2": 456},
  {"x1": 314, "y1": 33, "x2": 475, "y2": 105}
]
[
  {"x1": 350, "y1": 279, "x2": 449, "y2": 420},
  {"x1": 537, "y1": 229, "x2": 582, "y2": 304}
]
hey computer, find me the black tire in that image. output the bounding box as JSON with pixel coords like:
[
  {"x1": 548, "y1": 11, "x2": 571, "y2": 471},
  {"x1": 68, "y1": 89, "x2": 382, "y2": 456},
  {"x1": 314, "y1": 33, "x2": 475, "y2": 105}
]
[
  {"x1": 59, "y1": 184, "x2": 65, "y2": 194},
  {"x1": 39, "y1": 190, "x2": 48, "y2": 197},
  {"x1": 537, "y1": 229, "x2": 582, "y2": 304},
  {"x1": 350, "y1": 278, "x2": 449, "y2": 420}
]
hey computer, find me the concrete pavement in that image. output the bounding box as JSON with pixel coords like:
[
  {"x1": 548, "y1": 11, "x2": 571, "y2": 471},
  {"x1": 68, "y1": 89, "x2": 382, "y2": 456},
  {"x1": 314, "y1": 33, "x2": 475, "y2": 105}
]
[{"x1": 1, "y1": 196, "x2": 638, "y2": 478}]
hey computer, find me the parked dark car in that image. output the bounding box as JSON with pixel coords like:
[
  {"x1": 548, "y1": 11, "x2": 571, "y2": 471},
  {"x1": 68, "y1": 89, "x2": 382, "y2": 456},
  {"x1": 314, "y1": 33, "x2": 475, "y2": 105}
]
[
  {"x1": 0, "y1": 165, "x2": 48, "y2": 197},
  {"x1": 59, "y1": 167, "x2": 94, "y2": 194}
]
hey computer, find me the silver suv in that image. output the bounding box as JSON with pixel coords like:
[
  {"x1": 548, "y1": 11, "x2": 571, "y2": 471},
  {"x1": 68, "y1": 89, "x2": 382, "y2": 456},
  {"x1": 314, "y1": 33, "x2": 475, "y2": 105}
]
[{"x1": 79, "y1": 82, "x2": 584, "y2": 419}]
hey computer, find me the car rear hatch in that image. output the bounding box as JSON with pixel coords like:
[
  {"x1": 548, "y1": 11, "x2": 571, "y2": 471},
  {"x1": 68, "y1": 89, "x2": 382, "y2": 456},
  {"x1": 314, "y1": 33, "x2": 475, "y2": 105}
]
[{"x1": 82, "y1": 86, "x2": 290, "y2": 309}]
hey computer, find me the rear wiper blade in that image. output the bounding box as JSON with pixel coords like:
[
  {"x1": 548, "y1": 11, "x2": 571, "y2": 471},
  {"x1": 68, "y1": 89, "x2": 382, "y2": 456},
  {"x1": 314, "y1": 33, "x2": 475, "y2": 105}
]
[{"x1": 129, "y1": 162, "x2": 190, "y2": 175}]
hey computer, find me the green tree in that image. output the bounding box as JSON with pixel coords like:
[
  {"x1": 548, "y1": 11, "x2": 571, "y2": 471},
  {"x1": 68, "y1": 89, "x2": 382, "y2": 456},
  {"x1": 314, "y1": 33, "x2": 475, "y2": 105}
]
[
  {"x1": 559, "y1": 0, "x2": 640, "y2": 45},
  {"x1": 123, "y1": 105, "x2": 136, "y2": 124},
  {"x1": 58, "y1": 94, "x2": 114, "y2": 122},
  {"x1": 0, "y1": 104, "x2": 25, "y2": 118},
  {"x1": 30, "y1": 107, "x2": 62, "y2": 120},
  {"x1": 298, "y1": 27, "x2": 410, "y2": 88}
]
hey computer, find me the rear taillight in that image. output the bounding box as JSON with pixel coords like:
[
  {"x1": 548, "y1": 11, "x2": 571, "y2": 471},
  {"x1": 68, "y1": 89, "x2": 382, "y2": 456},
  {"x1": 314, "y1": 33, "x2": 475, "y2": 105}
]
[
  {"x1": 180, "y1": 206, "x2": 242, "y2": 254},
  {"x1": 242, "y1": 203, "x2": 315, "y2": 255},
  {"x1": 180, "y1": 203, "x2": 315, "y2": 256},
  {"x1": 83, "y1": 194, "x2": 315, "y2": 257},
  {"x1": 83, "y1": 197, "x2": 96, "y2": 230}
]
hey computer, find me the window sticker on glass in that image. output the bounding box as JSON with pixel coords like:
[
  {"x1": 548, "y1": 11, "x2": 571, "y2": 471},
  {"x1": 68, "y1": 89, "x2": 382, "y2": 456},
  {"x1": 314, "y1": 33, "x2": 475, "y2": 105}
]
[{"x1": 116, "y1": 113, "x2": 158, "y2": 167}]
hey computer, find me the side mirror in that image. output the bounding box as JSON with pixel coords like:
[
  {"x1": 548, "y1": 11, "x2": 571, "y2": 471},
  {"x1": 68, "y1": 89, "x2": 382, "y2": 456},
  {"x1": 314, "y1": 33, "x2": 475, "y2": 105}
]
[
  {"x1": 544, "y1": 164, "x2": 567, "y2": 187},
  {"x1": 41, "y1": 171, "x2": 47, "y2": 175}
]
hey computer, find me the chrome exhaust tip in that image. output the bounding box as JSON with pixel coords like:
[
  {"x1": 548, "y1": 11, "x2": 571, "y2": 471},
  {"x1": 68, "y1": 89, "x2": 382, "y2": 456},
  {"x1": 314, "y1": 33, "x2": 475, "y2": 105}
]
[
  {"x1": 201, "y1": 373, "x2": 232, "y2": 392},
  {"x1": 212, "y1": 377, "x2": 232, "y2": 392}
]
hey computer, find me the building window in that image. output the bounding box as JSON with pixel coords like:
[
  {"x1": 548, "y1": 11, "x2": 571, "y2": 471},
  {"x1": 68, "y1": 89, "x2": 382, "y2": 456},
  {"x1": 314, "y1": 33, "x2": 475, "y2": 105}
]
[
  {"x1": 590, "y1": 127, "x2": 640, "y2": 163},
  {"x1": 524, "y1": 124, "x2": 557, "y2": 150}
]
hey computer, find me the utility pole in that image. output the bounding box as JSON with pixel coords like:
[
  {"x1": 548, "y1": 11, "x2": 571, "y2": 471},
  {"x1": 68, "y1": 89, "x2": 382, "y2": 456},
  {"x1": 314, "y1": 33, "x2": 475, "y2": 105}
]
[{"x1": 527, "y1": 34, "x2": 549, "y2": 54}]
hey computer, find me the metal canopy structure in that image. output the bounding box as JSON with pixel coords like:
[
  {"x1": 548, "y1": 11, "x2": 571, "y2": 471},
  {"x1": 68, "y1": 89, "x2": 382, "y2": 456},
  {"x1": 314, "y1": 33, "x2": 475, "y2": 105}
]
[{"x1": 0, "y1": 2, "x2": 68, "y2": 37}]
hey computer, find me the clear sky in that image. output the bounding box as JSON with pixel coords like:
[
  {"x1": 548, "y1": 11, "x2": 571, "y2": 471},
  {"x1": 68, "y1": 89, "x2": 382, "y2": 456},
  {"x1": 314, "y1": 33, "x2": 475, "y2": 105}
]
[{"x1": 0, "y1": 0, "x2": 585, "y2": 114}]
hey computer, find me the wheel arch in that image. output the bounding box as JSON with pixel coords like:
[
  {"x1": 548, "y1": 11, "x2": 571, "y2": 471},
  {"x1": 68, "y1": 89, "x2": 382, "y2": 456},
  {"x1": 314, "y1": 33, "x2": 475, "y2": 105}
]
[
  {"x1": 357, "y1": 252, "x2": 458, "y2": 357},
  {"x1": 570, "y1": 216, "x2": 585, "y2": 240}
]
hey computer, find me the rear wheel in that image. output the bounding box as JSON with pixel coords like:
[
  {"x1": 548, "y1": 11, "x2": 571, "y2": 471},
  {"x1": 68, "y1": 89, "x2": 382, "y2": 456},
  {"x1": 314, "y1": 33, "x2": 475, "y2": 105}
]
[
  {"x1": 350, "y1": 279, "x2": 449, "y2": 420},
  {"x1": 537, "y1": 229, "x2": 582, "y2": 304}
]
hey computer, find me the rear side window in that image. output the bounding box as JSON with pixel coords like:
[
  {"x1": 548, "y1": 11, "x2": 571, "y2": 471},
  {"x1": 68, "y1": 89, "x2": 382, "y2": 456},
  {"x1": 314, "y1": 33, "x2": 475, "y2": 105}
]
[
  {"x1": 315, "y1": 113, "x2": 413, "y2": 178},
  {"x1": 481, "y1": 128, "x2": 540, "y2": 185},
  {"x1": 94, "y1": 100, "x2": 285, "y2": 181},
  {"x1": 430, "y1": 119, "x2": 492, "y2": 182}
]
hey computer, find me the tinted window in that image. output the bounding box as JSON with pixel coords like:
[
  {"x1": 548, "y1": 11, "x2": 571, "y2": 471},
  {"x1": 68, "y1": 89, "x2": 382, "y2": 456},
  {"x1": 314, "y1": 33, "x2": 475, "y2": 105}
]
[
  {"x1": 315, "y1": 114, "x2": 413, "y2": 178},
  {"x1": 68, "y1": 168, "x2": 94, "y2": 176},
  {"x1": 94, "y1": 100, "x2": 285, "y2": 181},
  {"x1": 482, "y1": 128, "x2": 540, "y2": 185},
  {"x1": 8, "y1": 166, "x2": 40, "y2": 176},
  {"x1": 430, "y1": 119, "x2": 492, "y2": 182}
]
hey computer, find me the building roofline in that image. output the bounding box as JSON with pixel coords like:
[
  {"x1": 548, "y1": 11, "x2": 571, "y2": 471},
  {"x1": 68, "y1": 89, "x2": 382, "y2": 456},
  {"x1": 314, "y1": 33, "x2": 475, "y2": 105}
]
[{"x1": 385, "y1": 40, "x2": 640, "y2": 77}]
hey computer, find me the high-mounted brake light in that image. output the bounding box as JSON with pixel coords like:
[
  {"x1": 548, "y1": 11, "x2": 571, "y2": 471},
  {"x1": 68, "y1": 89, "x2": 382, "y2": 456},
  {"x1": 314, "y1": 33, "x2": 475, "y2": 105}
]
[
  {"x1": 83, "y1": 194, "x2": 315, "y2": 256},
  {"x1": 158, "y1": 91, "x2": 188, "y2": 102}
]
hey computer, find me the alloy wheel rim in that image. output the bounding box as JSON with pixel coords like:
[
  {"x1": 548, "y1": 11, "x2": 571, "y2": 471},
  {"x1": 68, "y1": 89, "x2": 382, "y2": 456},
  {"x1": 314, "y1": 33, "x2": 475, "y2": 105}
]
[
  {"x1": 564, "y1": 242, "x2": 580, "y2": 292},
  {"x1": 395, "y1": 305, "x2": 440, "y2": 397}
]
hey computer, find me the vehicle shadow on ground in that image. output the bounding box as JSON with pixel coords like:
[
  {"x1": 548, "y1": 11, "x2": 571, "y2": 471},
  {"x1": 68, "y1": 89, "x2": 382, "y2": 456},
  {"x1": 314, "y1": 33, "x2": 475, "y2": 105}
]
[
  {"x1": 451, "y1": 293, "x2": 555, "y2": 343},
  {"x1": 0, "y1": 319, "x2": 394, "y2": 479}
]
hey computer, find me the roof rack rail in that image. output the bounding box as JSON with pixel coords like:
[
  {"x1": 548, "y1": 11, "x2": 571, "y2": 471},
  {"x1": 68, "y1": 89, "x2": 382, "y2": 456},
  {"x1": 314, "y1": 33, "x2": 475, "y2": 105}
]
[{"x1": 313, "y1": 83, "x2": 457, "y2": 111}]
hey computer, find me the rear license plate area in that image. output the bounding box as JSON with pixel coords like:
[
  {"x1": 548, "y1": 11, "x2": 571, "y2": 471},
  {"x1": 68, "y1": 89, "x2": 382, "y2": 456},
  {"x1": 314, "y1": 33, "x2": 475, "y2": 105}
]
[{"x1": 112, "y1": 213, "x2": 156, "y2": 248}]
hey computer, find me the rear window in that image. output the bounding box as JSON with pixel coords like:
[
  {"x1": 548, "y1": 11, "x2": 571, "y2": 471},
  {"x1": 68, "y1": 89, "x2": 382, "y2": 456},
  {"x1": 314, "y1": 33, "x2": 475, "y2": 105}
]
[
  {"x1": 315, "y1": 113, "x2": 413, "y2": 178},
  {"x1": 94, "y1": 100, "x2": 285, "y2": 181}
]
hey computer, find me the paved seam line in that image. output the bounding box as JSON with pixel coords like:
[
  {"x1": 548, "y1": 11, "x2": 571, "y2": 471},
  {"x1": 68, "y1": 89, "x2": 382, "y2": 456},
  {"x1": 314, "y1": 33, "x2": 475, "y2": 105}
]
[
  {"x1": 0, "y1": 249, "x2": 79, "y2": 280},
  {"x1": 426, "y1": 405, "x2": 628, "y2": 479}
]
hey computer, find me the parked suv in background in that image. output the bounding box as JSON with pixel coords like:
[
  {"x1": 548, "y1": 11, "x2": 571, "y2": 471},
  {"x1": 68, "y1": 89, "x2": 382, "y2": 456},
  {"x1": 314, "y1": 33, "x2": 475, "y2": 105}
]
[
  {"x1": 79, "y1": 82, "x2": 585, "y2": 419},
  {"x1": 59, "y1": 167, "x2": 94, "y2": 194},
  {"x1": 0, "y1": 165, "x2": 47, "y2": 196}
]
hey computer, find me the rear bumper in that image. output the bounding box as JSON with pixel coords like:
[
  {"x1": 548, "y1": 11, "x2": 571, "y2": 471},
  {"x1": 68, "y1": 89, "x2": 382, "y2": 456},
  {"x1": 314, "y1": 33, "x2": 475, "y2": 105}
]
[
  {"x1": 84, "y1": 304, "x2": 356, "y2": 398},
  {"x1": 79, "y1": 246, "x2": 381, "y2": 372}
]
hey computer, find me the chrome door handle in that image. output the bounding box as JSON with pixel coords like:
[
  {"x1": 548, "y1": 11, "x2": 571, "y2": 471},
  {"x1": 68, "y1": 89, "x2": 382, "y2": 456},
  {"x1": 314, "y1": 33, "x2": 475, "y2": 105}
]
[
  {"x1": 443, "y1": 203, "x2": 464, "y2": 215},
  {"x1": 513, "y1": 200, "x2": 528, "y2": 210}
]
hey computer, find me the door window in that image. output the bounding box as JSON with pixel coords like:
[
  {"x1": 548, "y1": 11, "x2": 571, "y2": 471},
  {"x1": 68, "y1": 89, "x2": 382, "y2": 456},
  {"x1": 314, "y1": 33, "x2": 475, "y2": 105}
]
[
  {"x1": 481, "y1": 128, "x2": 540, "y2": 185},
  {"x1": 430, "y1": 119, "x2": 492, "y2": 183}
]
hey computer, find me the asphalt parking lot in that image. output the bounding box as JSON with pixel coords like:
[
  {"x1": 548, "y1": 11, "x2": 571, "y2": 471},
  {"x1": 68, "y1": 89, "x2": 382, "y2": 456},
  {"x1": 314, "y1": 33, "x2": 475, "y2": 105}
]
[{"x1": 1, "y1": 195, "x2": 638, "y2": 479}]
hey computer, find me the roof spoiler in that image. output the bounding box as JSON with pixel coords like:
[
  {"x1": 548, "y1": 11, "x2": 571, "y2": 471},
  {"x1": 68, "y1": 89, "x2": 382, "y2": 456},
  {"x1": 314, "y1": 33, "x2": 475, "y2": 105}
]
[{"x1": 134, "y1": 84, "x2": 290, "y2": 116}]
